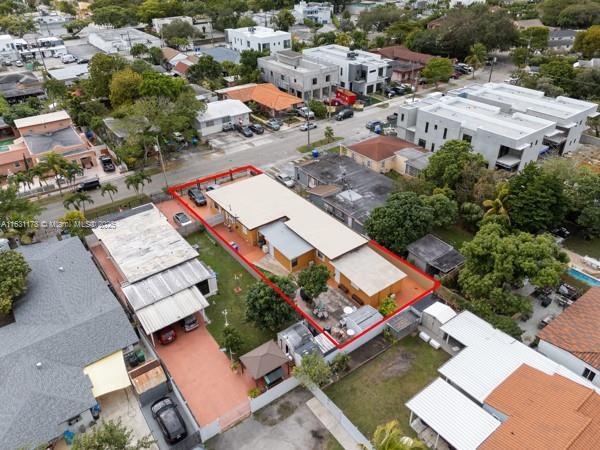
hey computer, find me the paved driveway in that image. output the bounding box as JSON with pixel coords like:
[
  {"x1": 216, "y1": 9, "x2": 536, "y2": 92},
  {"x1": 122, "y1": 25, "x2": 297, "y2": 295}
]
[{"x1": 210, "y1": 387, "x2": 331, "y2": 450}]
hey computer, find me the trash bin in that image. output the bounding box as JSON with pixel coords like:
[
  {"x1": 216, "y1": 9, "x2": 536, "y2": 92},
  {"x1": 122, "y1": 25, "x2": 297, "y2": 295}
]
[{"x1": 312, "y1": 149, "x2": 319, "y2": 158}]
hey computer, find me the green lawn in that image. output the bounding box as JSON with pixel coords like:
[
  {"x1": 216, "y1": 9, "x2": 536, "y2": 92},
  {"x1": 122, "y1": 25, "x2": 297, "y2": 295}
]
[
  {"x1": 186, "y1": 231, "x2": 274, "y2": 356},
  {"x1": 297, "y1": 136, "x2": 343, "y2": 153},
  {"x1": 324, "y1": 336, "x2": 450, "y2": 449},
  {"x1": 564, "y1": 233, "x2": 600, "y2": 259},
  {"x1": 432, "y1": 224, "x2": 475, "y2": 251}
]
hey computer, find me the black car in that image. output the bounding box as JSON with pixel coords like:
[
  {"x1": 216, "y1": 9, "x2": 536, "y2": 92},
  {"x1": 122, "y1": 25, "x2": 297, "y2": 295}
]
[
  {"x1": 187, "y1": 187, "x2": 207, "y2": 206},
  {"x1": 77, "y1": 58, "x2": 89, "y2": 64},
  {"x1": 335, "y1": 109, "x2": 354, "y2": 121},
  {"x1": 99, "y1": 155, "x2": 115, "y2": 172},
  {"x1": 76, "y1": 178, "x2": 101, "y2": 192},
  {"x1": 151, "y1": 397, "x2": 188, "y2": 444},
  {"x1": 249, "y1": 123, "x2": 264, "y2": 134},
  {"x1": 235, "y1": 124, "x2": 253, "y2": 137}
]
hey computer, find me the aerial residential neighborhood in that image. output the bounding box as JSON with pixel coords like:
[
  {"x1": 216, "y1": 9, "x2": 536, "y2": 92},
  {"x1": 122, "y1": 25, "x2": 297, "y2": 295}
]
[{"x1": 1, "y1": 1, "x2": 600, "y2": 450}]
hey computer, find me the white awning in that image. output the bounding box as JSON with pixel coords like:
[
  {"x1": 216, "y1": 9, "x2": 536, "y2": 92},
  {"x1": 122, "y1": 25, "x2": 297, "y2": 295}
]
[
  {"x1": 137, "y1": 286, "x2": 209, "y2": 334},
  {"x1": 496, "y1": 155, "x2": 520, "y2": 169},
  {"x1": 406, "y1": 378, "x2": 500, "y2": 450},
  {"x1": 83, "y1": 351, "x2": 130, "y2": 398}
]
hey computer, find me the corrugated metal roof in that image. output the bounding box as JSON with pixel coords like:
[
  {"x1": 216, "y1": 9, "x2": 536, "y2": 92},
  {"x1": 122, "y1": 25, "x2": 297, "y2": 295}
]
[
  {"x1": 259, "y1": 220, "x2": 313, "y2": 260},
  {"x1": 136, "y1": 287, "x2": 209, "y2": 334},
  {"x1": 422, "y1": 302, "x2": 456, "y2": 324},
  {"x1": 344, "y1": 305, "x2": 383, "y2": 333},
  {"x1": 406, "y1": 378, "x2": 500, "y2": 450},
  {"x1": 122, "y1": 259, "x2": 213, "y2": 311}
]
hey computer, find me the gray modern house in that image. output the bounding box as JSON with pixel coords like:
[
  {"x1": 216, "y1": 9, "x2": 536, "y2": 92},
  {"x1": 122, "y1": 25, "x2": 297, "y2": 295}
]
[
  {"x1": 258, "y1": 50, "x2": 339, "y2": 100},
  {"x1": 0, "y1": 238, "x2": 138, "y2": 449}
]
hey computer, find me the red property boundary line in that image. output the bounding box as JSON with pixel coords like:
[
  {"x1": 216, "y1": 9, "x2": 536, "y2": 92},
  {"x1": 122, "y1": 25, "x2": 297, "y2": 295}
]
[{"x1": 168, "y1": 165, "x2": 440, "y2": 350}]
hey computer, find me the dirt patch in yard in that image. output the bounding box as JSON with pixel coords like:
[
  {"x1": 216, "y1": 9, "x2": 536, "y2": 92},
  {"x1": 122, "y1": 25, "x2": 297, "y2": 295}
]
[
  {"x1": 379, "y1": 350, "x2": 416, "y2": 380},
  {"x1": 255, "y1": 388, "x2": 312, "y2": 426}
]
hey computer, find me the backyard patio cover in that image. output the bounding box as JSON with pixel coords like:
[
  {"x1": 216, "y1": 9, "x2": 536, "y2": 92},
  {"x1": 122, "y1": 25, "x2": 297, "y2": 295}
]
[
  {"x1": 259, "y1": 220, "x2": 313, "y2": 260},
  {"x1": 240, "y1": 340, "x2": 288, "y2": 380},
  {"x1": 83, "y1": 350, "x2": 130, "y2": 398}
]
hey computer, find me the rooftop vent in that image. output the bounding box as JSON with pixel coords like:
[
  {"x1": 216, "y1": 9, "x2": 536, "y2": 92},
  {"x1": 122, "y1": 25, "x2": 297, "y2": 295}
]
[
  {"x1": 36, "y1": 362, "x2": 42, "y2": 369},
  {"x1": 347, "y1": 51, "x2": 357, "y2": 60},
  {"x1": 58, "y1": 266, "x2": 64, "y2": 272}
]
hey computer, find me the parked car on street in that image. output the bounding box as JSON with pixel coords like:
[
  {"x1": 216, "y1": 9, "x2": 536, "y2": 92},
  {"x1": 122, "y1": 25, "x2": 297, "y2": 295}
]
[
  {"x1": 265, "y1": 118, "x2": 282, "y2": 131},
  {"x1": 366, "y1": 120, "x2": 382, "y2": 131},
  {"x1": 76, "y1": 178, "x2": 101, "y2": 192},
  {"x1": 3, "y1": 60, "x2": 12, "y2": 66},
  {"x1": 181, "y1": 314, "x2": 200, "y2": 332},
  {"x1": 99, "y1": 155, "x2": 115, "y2": 172},
  {"x1": 14, "y1": 60, "x2": 23, "y2": 67},
  {"x1": 275, "y1": 173, "x2": 295, "y2": 187},
  {"x1": 151, "y1": 397, "x2": 188, "y2": 444},
  {"x1": 235, "y1": 123, "x2": 253, "y2": 137},
  {"x1": 77, "y1": 58, "x2": 89, "y2": 64},
  {"x1": 300, "y1": 122, "x2": 317, "y2": 131},
  {"x1": 173, "y1": 212, "x2": 192, "y2": 226},
  {"x1": 296, "y1": 107, "x2": 315, "y2": 119},
  {"x1": 158, "y1": 326, "x2": 177, "y2": 345},
  {"x1": 335, "y1": 109, "x2": 354, "y2": 121},
  {"x1": 187, "y1": 187, "x2": 207, "y2": 206},
  {"x1": 249, "y1": 123, "x2": 264, "y2": 134}
]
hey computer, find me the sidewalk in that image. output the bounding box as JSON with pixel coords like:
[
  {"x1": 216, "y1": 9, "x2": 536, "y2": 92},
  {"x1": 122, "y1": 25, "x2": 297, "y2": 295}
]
[{"x1": 306, "y1": 398, "x2": 364, "y2": 450}]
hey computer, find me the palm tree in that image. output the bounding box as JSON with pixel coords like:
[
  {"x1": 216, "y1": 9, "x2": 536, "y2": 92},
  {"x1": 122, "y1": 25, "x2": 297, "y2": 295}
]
[
  {"x1": 324, "y1": 126, "x2": 335, "y2": 143},
  {"x1": 8, "y1": 172, "x2": 28, "y2": 192},
  {"x1": 42, "y1": 152, "x2": 69, "y2": 195},
  {"x1": 483, "y1": 185, "x2": 510, "y2": 223},
  {"x1": 370, "y1": 420, "x2": 426, "y2": 450},
  {"x1": 465, "y1": 43, "x2": 487, "y2": 80},
  {"x1": 63, "y1": 192, "x2": 94, "y2": 213},
  {"x1": 100, "y1": 183, "x2": 118, "y2": 203},
  {"x1": 125, "y1": 171, "x2": 152, "y2": 197}
]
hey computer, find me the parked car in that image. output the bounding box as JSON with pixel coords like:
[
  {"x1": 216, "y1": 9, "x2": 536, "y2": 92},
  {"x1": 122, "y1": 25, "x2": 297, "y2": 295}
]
[
  {"x1": 187, "y1": 187, "x2": 207, "y2": 206},
  {"x1": 235, "y1": 123, "x2": 253, "y2": 137},
  {"x1": 551, "y1": 227, "x2": 570, "y2": 239},
  {"x1": 181, "y1": 314, "x2": 200, "y2": 332},
  {"x1": 157, "y1": 327, "x2": 177, "y2": 345},
  {"x1": 335, "y1": 109, "x2": 354, "y2": 121},
  {"x1": 222, "y1": 122, "x2": 235, "y2": 132},
  {"x1": 538, "y1": 314, "x2": 555, "y2": 329},
  {"x1": 61, "y1": 54, "x2": 77, "y2": 64},
  {"x1": 14, "y1": 60, "x2": 23, "y2": 67},
  {"x1": 296, "y1": 106, "x2": 315, "y2": 119},
  {"x1": 387, "y1": 112, "x2": 398, "y2": 123},
  {"x1": 151, "y1": 397, "x2": 188, "y2": 444},
  {"x1": 99, "y1": 155, "x2": 115, "y2": 172},
  {"x1": 300, "y1": 122, "x2": 317, "y2": 131},
  {"x1": 265, "y1": 118, "x2": 282, "y2": 131},
  {"x1": 539, "y1": 295, "x2": 552, "y2": 307},
  {"x1": 249, "y1": 123, "x2": 264, "y2": 134},
  {"x1": 173, "y1": 212, "x2": 192, "y2": 226},
  {"x1": 2, "y1": 60, "x2": 12, "y2": 66},
  {"x1": 76, "y1": 178, "x2": 101, "y2": 192},
  {"x1": 366, "y1": 120, "x2": 382, "y2": 131},
  {"x1": 173, "y1": 131, "x2": 185, "y2": 143},
  {"x1": 275, "y1": 173, "x2": 295, "y2": 188},
  {"x1": 77, "y1": 58, "x2": 89, "y2": 64}
]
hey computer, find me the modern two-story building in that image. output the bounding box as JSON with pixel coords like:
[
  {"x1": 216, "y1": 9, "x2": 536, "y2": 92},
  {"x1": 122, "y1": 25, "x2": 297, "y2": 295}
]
[
  {"x1": 226, "y1": 26, "x2": 291, "y2": 53},
  {"x1": 303, "y1": 45, "x2": 392, "y2": 95},
  {"x1": 258, "y1": 50, "x2": 339, "y2": 100},
  {"x1": 293, "y1": 1, "x2": 333, "y2": 24}
]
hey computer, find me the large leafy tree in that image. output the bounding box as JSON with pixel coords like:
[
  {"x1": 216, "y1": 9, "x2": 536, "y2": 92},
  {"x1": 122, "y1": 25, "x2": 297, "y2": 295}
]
[
  {"x1": 520, "y1": 27, "x2": 550, "y2": 51},
  {"x1": 371, "y1": 420, "x2": 426, "y2": 450},
  {"x1": 139, "y1": 71, "x2": 186, "y2": 100},
  {"x1": 422, "y1": 193, "x2": 458, "y2": 228},
  {"x1": 109, "y1": 68, "x2": 143, "y2": 107},
  {"x1": 357, "y1": 4, "x2": 407, "y2": 32},
  {"x1": 245, "y1": 275, "x2": 298, "y2": 331},
  {"x1": 72, "y1": 419, "x2": 154, "y2": 450},
  {"x1": 421, "y1": 57, "x2": 453, "y2": 87},
  {"x1": 292, "y1": 353, "x2": 331, "y2": 388},
  {"x1": 0, "y1": 15, "x2": 36, "y2": 37},
  {"x1": 506, "y1": 163, "x2": 567, "y2": 233},
  {"x1": 465, "y1": 43, "x2": 487, "y2": 79},
  {"x1": 89, "y1": 54, "x2": 129, "y2": 98},
  {"x1": 187, "y1": 55, "x2": 223, "y2": 85},
  {"x1": 364, "y1": 192, "x2": 434, "y2": 254},
  {"x1": 574, "y1": 26, "x2": 600, "y2": 59},
  {"x1": 0, "y1": 250, "x2": 30, "y2": 314},
  {"x1": 273, "y1": 9, "x2": 295, "y2": 32},
  {"x1": 297, "y1": 265, "x2": 330, "y2": 300},
  {"x1": 162, "y1": 18, "x2": 201, "y2": 46},
  {"x1": 92, "y1": 6, "x2": 137, "y2": 28},
  {"x1": 458, "y1": 223, "x2": 568, "y2": 300},
  {"x1": 137, "y1": 0, "x2": 183, "y2": 24}
]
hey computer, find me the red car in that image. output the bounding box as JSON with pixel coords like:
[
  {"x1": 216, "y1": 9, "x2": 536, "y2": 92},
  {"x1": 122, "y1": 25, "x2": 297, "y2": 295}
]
[{"x1": 158, "y1": 326, "x2": 177, "y2": 345}]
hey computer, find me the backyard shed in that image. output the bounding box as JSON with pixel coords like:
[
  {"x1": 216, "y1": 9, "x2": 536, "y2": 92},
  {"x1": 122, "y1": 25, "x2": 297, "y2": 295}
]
[
  {"x1": 342, "y1": 305, "x2": 383, "y2": 335},
  {"x1": 240, "y1": 340, "x2": 290, "y2": 388},
  {"x1": 421, "y1": 302, "x2": 456, "y2": 335},
  {"x1": 386, "y1": 309, "x2": 419, "y2": 340}
]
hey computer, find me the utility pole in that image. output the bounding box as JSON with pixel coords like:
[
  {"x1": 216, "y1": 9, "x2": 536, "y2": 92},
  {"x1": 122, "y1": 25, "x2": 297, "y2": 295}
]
[
  {"x1": 488, "y1": 56, "x2": 497, "y2": 83},
  {"x1": 154, "y1": 137, "x2": 169, "y2": 189},
  {"x1": 306, "y1": 113, "x2": 311, "y2": 152}
]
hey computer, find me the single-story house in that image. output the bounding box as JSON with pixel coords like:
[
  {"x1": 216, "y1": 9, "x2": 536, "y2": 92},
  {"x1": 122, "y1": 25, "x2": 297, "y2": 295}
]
[
  {"x1": 199, "y1": 46, "x2": 241, "y2": 64},
  {"x1": 216, "y1": 82, "x2": 303, "y2": 117},
  {"x1": 341, "y1": 135, "x2": 427, "y2": 174},
  {"x1": 240, "y1": 340, "x2": 290, "y2": 389},
  {"x1": 406, "y1": 234, "x2": 465, "y2": 276},
  {"x1": 371, "y1": 46, "x2": 434, "y2": 84},
  {"x1": 195, "y1": 99, "x2": 251, "y2": 137},
  {"x1": 0, "y1": 71, "x2": 44, "y2": 104},
  {"x1": 190, "y1": 84, "x2": 218, "y2": 102},
  {"x1": 47, "y1": 64, "x2": 89, "y2": 85},
  {"x1": 0, "y1": 238, "x2": 138, "y2": 449},
  {"x1": 538, "y1": 287, "x2": 600, "y2": 387},
  {"x1": 394, "y1": 147, "x2": 432, "y2": 177}
]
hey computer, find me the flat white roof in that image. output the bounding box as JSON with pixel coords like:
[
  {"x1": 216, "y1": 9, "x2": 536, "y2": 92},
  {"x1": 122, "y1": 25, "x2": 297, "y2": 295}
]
[
  {"x1": 422, "y1": 302, "x2": 456, "y2": 324},
  {"x1": 227, "y1": 26, "x2": 290, "y2": 38},
  {"x1": 47, "y1": 65, "x2": 89, "y2": 81},
  {"x1": 93, "y1": 204, "x2": 198, "y2": 283},
  {"x1": 439, "y1": 311, "x2": 599, "y2": 402},
  {"x1": 303, "y1": 44, "x2": 389, "y2": 67},
  {"x1": 206, "y1": 174, "x2": 367, "y2": 260},
  {"x1": 197, "y1": 99, "x2": 251, "y2": 123},
  {"x1": 406, "y1": 378, "x2": 501, "y2": 450},
  {"x1": 332, "y1": 246, "x2": 406, "y2": 297},
  {"x1": 14, "y1": 110, "x2": 70, "y2": 129}
]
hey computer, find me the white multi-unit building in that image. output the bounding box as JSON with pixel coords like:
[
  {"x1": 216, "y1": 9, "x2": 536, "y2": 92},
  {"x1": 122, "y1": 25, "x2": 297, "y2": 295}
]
[
  {"x1": 396, "y1": 93, "x2": 557, "y2": 171},
  {"x1": 302, "y1": 45, "x2": 392, "y2": 95},
  {"x1": 258, "y1": 50, "x2": 339, "y2": 100},
  {"x1": 293, "y1": 2, "x2": 333, "y2": 25},
  {"x1": 88, "y1": 28, "x2": 161, "y2": 55},
  {"x1": 226, "y1": 26, "x2": 291, "y2": 53},
  {"x1": 451, "y1": 83, "x2": 599, "y2": 155},
  {"x1": 450, "y1": 0, "x2": 485, "y2": 6}
]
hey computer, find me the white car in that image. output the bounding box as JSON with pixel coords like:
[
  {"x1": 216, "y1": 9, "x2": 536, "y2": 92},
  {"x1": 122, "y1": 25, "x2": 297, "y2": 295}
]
[
  {"x1": 173, "y1": 212, "x2": 192, "y2": 227},
  {"x1": 61, "y1": 54, "x2": 77, "y2": 64},
  {"x1": 300, "y1": 122, "x2": 317, "y2": 131},
  {"x1": 276, "y1": 173, "x2": 295, "y2": 188}
]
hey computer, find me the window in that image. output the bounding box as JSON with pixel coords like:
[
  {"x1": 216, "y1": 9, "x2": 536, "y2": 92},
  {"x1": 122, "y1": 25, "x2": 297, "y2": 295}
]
[
  {"x1": 260, "y1": 67, "x2": 264, "y2": 73},
  {"x1": 380, "y1": 161, "x2": 385, "y2": 169},
  {"x1": 378, "y1": 67, "x2": 383, "y2": 76},
  {"x1": 325, "y1": 75, "x2": 330, "y2": 82},
  {"x1": 463, "y1": 134, "x2": 472, "y2": 143},
  {"x1": 366, "y1": 160, "x2": 371, "y2": 168},
  {"x1": 418, "y1": 139, "x2": 426, "y2": 147},
  {"x1": 197, "y1": 279, "x2": 210, "y2": 295},
  {"x1": 14, "y1": 161, "x2": 20, "y2": 167},
  {"x1": 316, "y1": 250, "x2": 324, "y2": 260},
  {"x1": 401, "y1": 113, "x2": 405, "y2": 121},
  {"x1": 425, "y1": 122, "x2": 429, "y2": 133},
  {"x1": 340, "y1": 68, "x2": 343, "y2": 76},
  {"x1": 270, "y1": 71, "x2": 273, "y2": 76},
  {"x1": 284, "y1": 39, "x2": 291, "y2": 49},
  {"x1": 340, "y1": 81, "x2": 345, "y2": 87},
  {"x1": 434, "y1": 124, "x2": 438, "y2": 130},
  {"x1": 291, "y1": 258, "x2": 298, "y2": 267},
  {"x1": 281, "y1": 74, "x2": 285, "y2": 80},
  {"x1": 205, "y1": 119, "x2": 215, "y2": 127},
  {"x1": 247, "y1": 40, "x2": 250, "y2": 48},
  {"x1": 431, "y1": 143, "x2": 435, "y2": 151},
  {"x1": 312, "y1": 77, "x2": 317, "y2": 85},
  {"x1": 263, "y1": 43, "x2": 270, "y2": 51},
  {"x1": 583, "y1": 368, "x2": 596, "y2": 381}
]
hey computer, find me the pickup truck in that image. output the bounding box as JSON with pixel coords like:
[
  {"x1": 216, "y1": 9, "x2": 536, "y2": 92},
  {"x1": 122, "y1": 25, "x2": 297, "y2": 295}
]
[{"x1": 99, "y1": 155, "x2": 115, "y2": 172}]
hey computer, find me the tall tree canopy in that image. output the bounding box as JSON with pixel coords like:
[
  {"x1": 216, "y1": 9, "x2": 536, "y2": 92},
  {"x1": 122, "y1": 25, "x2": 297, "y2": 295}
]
[
  {"x1": 246, "y1": 275, "x2": 298, "y2": 331},
  {"x1": 0, "y1": 250, "x2": 30, "y2": 314}
]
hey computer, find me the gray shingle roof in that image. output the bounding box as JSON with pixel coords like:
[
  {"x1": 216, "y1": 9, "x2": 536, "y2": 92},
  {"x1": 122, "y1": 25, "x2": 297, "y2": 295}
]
[
  {"x1": 22, "y1": 126, "x2": 85, "y2": 155},
  {"x1": 0, "y1": 238, "x2": 138, "y2": 449}
]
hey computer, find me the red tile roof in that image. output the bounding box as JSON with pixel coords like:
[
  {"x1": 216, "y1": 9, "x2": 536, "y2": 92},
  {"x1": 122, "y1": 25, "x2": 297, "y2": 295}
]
[
  {"x1": 371, "y1": 46, "x2": 434, "y2": 65},
  {"x1": 346, "y1": 136, "x2": 421, "y2": 161},
  {"x1": 480, "y1": 364, "x2": 600, "y2": 450},
  {"x1": 538, "y1": 287, "x2": 600, "y2": 369},
  {"x1": 224, "y1": 83, "x2": 302, "y2": 111}
]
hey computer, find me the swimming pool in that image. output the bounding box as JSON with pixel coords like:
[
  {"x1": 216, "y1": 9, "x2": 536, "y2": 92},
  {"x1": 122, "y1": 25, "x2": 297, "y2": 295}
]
[{"x1": 567, "y1": 267, "x2": 600, "y2": 287}]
